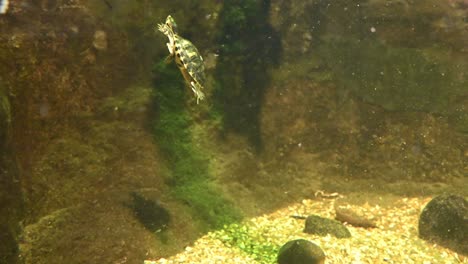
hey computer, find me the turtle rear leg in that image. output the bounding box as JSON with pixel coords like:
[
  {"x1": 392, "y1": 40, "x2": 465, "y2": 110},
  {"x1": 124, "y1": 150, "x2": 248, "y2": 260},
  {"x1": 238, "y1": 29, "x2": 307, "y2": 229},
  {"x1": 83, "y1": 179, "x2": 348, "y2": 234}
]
[{"x1": 190, "y1": 81, "x2": 205, "y2": 104}]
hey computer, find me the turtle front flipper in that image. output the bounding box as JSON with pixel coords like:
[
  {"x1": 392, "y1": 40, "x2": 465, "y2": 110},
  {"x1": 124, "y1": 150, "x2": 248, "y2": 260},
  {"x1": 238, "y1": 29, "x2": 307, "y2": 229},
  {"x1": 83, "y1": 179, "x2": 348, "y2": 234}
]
[
  {"x1": 158, "y1": 23, "x2": 176, "y2": 57},
  {"x1": 157, "y1": 23, "x2": 168, "y2": 34},
  {"x1": 166, "y1": 43, "x2": 174, "y2": 56},
  {"x1": 164, "y1": 54, "x2": 173, "y2": 64}
]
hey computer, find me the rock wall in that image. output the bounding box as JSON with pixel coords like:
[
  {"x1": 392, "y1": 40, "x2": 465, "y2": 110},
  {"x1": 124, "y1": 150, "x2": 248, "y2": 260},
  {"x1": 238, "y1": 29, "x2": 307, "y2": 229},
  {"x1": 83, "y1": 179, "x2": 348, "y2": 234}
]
[
  {"x1": 269, "y1": 0, "x2": 467, "y2": 128},
  {"x1": 0, "y1": 1, "x2": 230, "y2": 263},
  {"x1": 0, "y1": 81, "x2": 23, "y2": 264},
  {"x1": 260, "y1": 0, "x2": 468, "y2": 182}
]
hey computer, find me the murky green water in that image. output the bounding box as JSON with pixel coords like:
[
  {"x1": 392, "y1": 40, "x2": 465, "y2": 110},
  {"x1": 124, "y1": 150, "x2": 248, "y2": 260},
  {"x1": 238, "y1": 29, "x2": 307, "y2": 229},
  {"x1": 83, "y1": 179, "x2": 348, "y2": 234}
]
[{"x1": 0, "y1": 1, "x2": 466, "y2": 263}]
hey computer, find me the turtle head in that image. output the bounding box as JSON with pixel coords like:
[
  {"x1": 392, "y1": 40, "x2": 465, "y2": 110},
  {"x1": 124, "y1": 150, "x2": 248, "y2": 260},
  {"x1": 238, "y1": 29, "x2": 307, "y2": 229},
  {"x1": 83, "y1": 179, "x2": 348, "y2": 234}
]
[{"x1": 165, "y1": 15, "x2": 178, "y2": 34}]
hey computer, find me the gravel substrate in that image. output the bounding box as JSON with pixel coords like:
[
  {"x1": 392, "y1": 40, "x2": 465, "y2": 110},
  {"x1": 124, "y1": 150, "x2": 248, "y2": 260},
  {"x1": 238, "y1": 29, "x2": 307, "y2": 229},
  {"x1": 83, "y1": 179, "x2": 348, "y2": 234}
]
[{"x1": 145, "y1": 196, "x2": 467, "y2": 264}]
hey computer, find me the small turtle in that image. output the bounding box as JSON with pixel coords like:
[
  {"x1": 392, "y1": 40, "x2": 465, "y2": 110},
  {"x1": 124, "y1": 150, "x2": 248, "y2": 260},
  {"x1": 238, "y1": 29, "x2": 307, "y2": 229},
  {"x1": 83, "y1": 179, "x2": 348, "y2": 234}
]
[{"x1": 158, "y1": 15, "x2": 206, "y2": 104}]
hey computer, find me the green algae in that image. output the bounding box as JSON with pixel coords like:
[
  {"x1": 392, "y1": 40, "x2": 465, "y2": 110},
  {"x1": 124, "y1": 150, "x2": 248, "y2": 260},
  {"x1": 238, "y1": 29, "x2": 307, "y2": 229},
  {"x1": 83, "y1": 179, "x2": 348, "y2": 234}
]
[
  {"x1": 213, "y1": 223, "x2": 279, "y2": 264},
  {"x1": 152, "y1": 60, "x2": 242, "y2": 229}
]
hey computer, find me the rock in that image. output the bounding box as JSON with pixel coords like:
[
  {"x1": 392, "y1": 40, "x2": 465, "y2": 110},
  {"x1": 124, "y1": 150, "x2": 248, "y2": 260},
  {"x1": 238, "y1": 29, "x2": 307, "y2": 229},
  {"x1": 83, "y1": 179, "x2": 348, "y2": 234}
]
[
  {"x1": 277, "y1": 239, "x2": 325, "y2": 264},
  {"x1": 19, "y1": 207, "x2": 75, "y2": 263},
  {"x1": 303, "y1": 215, "x2": 351, "y2": 238},
  {"x1": 335, "y1": 207, "x2": 377, "y2": 228},
  {"x1": 127, "y1": 192, "x2": 170, "y2": 233},
  {"x1": 418, "y1": 194, "x2": 468, "y2": 255}
]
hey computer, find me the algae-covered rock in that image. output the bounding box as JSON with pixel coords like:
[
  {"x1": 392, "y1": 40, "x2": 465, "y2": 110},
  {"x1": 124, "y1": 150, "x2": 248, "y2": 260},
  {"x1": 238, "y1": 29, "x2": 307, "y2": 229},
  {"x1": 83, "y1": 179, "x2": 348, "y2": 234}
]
[
  {"x1": 317, "y1": 37, "x2": 467, "y2": 118},
  {"x1": 419, "y1": 194, "x2": 468, "y2": 255},
  {"x1": 304, "y1": 215, "x2": 351, "y2": 238},
  {"x1": 270, "y1": 0, "x2": 467, "y2": 133},
  {"x1": 277, "y1": 239, "x2": 325, "y2": 264},
  {"x1": 261, "y1": 1, "x2": 467, "y2": 188},
  {"x1": 127, "y1": 192, "x2": 170, "y2": 233},
  {"x1": 19, "y1": 207, "x2": 75, "y2": 263}
]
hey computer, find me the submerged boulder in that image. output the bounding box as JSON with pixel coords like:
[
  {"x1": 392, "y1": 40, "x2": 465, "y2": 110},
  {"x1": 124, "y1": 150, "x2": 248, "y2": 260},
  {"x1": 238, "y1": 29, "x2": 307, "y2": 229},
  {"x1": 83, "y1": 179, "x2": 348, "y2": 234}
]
[
  {"x1": 303, "y1": 215, "x2": 351, "y2": 238},
  {"x1": 418, "y1": 194, "x2": 468, "y2": 255},
  {"x1": 277, "y1": 239, "x2": 325, "y2": 264},
  {"x1": 128, "y1": 192, "x2": 170, "y2": 233}
]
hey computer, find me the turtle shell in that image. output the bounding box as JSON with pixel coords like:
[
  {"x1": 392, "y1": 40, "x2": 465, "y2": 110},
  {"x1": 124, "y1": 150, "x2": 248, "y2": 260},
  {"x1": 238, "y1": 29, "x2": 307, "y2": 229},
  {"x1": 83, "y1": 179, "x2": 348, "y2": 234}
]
[{"x1": 173, "y1": 35, "x2": 205, "y2": 87}]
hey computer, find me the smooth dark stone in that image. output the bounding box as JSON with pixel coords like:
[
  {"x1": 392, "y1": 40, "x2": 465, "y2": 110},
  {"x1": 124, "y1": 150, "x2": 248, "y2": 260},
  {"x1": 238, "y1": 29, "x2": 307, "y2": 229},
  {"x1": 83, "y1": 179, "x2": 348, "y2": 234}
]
[{"x1": 277, "y1": 239, "x2": 325, "y2": 264}]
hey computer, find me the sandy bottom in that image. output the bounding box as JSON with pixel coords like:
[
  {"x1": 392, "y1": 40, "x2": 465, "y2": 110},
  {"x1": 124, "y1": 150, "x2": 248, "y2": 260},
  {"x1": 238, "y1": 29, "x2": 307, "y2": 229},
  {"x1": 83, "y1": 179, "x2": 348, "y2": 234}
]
[{"x1": 145, "y1": 196, "x2": 466, "y2": 264}]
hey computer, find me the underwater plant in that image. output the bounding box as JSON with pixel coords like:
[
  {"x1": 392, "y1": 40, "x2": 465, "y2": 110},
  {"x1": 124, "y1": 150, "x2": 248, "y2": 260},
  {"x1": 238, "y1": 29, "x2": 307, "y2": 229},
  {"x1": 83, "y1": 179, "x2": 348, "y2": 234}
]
[
  {"x1": 212, "y1": 223, "x2": 279, "y2": 264},
  {"x1": 152, "y1": 60, "x2": 241, "y2": 229}
]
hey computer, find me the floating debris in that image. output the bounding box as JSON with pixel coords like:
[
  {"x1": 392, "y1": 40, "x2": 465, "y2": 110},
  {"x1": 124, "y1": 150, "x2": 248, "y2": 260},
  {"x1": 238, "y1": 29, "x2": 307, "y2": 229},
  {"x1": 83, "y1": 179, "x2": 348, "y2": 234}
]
[
  {"x1": 93, "y1": 30, "x2": 107, "y2": 51},
  {"x1": 335, "y1": 206, "x2": 377, "y2": 228}
]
